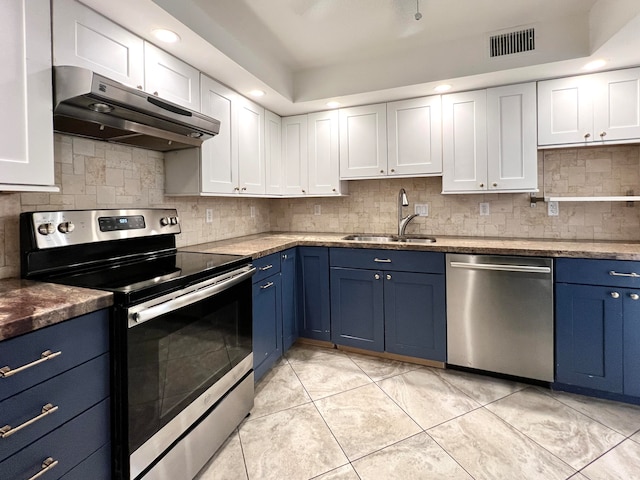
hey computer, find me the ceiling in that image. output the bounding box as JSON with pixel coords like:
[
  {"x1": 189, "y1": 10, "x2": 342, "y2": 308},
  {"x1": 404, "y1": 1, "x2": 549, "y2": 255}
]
[{"x1": 80, "y1": 0, "x2": 640, "y2": 116}]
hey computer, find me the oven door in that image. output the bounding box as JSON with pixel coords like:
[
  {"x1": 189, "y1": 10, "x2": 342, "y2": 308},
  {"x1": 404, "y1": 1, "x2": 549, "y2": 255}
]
[{"x1": 125, "y1": 266, "x2": 255, "y2": 479}]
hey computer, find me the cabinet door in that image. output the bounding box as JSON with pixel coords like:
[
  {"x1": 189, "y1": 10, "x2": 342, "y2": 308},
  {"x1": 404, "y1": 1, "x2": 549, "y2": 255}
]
[
  {"x1": 252, "y1": 274, "x2": 282, "y2": 381},
  {"x1": 555, "y1": 283, "x2": 623, "y2": 393},
  {"x1": 486, "y1": 83, "x2": 537, "y2": 191},
  {"x1": 0, "y1": 0, "x2": 55, "y2": 190},
  {"x1": 281, "y1": 115, "x2": 309, "y2": 195},
  {"x1": 330, "y1": 268, "x2": 384, "y2": 352},
  {"x1": 199, "y1": 75, "x2": 238, "y2": 194},
  {"x1": 281, "y1": 249, "x2": 298, "y2": 351},
  {"x1": 339, "y1": 104, "x2": 387, "y2": 179},
  {"x1": 623, "y1": 291, "x2": 640, "y2": 397},
  {"x1": 387, "y1": 96, "x2": 442, "y2": 176},
  {"x1": 265, "y1": 110, "x2": 283, "y2": 195},
  {"x1": 384, "y1": 271, "x2": 446, "y2": 361},
  {"x1": 537, "y1": 76, "x2": 594, "y2": 145},
  {"x1": 297, "y1": 247, "x2": 331, "y2": 341},
  {"x1": 237, "y1": 97, "x2": 266, "y2": 194},
  {"x1": 308, "y1": 110, "x2": 341, "y2": 194},
  {"x1": 52, "y1": 0, "x2": 144, "y2": 89},
  {"x1": 593, "y1": 68, "x2": 640, "y2": 142},
  {"x1": 144, "y1": 42, "x2": 200, "y2": 111},
  {"x1": 442, "y1": 90, "x2": 488, "y2": 192}
]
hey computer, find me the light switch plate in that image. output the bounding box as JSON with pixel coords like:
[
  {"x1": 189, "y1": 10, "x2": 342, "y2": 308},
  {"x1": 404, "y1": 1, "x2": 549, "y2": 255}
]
[
  {"x1": 548, "y1": 201, "x2": 559, "y2": 216},
  {"x1": 205, "y1": 209, "x2": 213, "y2": 223},
  {"x1": 414, "y1": 204, "x2": 428, "y2": 216},
  {"x1": 479, "y1": 203, "x2": 490, "y2": 216}
]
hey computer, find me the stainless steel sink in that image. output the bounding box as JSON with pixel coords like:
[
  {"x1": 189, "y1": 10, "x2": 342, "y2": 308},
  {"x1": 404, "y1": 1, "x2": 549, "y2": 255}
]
[
  {"x1": 342, "y1": 234, "x2": 436, "y2": 244},
  {"x1": 398, "y1": 236, "x2": 437, "y2": 244}
]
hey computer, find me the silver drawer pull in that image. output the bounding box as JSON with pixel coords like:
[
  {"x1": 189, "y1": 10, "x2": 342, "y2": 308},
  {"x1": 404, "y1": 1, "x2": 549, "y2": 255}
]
[
  {"x1": 611, "y1": 292, "x2": 620, "y2": 299},
  {"x1": 259, "y1": 264, "x2": 273, "y2": 271},
  {"x1": 0, "y1": 350, "x2": 62, "y2": 378},
  {"x1": 374, "y1": 258, "x2": 392, "y2": 263},
  {"x1": 27, "y1": 457, "x2": 59, "y2": 480},
  {"x1": 1, "y1": 403, "x2": 59, "y2": 439},
  {"x1": 609, "y1": 271, "x2": 640, "y2": 278},
  {"x1": 631, "y1": 293, "x2": 640, "y2": 300},
  {"x1": 260, "y1": 282, "x2": 274, "y2": 290}
]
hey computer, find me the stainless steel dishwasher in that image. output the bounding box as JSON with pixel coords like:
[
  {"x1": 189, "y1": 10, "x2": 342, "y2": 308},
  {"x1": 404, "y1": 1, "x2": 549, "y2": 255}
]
[{"x1": 446, "y1": 254, "x2": 554, "y2": 382}]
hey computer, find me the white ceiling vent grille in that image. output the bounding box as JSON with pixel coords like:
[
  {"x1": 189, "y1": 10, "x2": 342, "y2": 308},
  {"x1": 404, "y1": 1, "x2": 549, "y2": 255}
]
[{"x1": 489, "y1": 27, "x2": 535, "y2": 57}]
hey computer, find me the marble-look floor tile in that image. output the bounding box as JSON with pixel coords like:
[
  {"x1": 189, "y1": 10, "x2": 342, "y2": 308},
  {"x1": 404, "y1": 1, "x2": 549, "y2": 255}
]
[
  {"x1": 249, "y1": 363, "x2": 311, "y2": 420},
  {"x1": 285, "y1": 343, "x2": 344, "y2": 364},
  {"x1": 633, "y1": 431, "x2": 640, "y2": 444},
  {"x1": 311, "y1": 464, "x2": 360, "y2": 480},
  {"x1": 377, "y1": 368, "x2": 480, "y2": 429},
  {"x1": 195, "y1": 430, "x2": 247, "y2": 480},
  {"x1": 352, "y1": 432, "x2": 473, "y2": 480},
  {"x1": 547, "y1": 389, "x2": 640, "y2": 436},
  {"x1": 486, "y1": 388, "x2": 625, "y2": 470},
  {"x1": 239, "y1": 403, "x2": 348, "y2": 480},
  {"x1": 345, "y1": 351, "x2": 422, "y2": 381},
  {"x1": 428, "y1": 408, "x2": 576, "y2": 480},
  {"x1": 435, "y1": 368, "x2": 526, "y2": 405},
  {"x1": 315, "y1": 383, "x2": 421, "y2": 460},
  {"x1": 289, "y1": 351, "x2": 371, "y2": 400},
  {"x1": 570, "y1": 474, "x2": 590, "y2": 480},
  {"x1": 580, "y1": 439, "x2": 640, "y2": 480}
]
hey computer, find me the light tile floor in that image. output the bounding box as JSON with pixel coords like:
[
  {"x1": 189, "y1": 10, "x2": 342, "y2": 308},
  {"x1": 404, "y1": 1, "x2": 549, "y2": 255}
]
[{"x1": 196, "y1": 344, "x2": 640, "y2": 480}]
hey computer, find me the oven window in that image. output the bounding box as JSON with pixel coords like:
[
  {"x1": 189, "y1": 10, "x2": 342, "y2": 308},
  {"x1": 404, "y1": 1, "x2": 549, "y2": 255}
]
[{"x1": 126, "y1": 279, "x2": 252, "y2": 454}]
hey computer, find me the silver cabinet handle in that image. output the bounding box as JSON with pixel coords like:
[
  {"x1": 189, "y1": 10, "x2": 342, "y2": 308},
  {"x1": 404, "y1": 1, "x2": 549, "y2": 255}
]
[
  {"x1": 0, "y1": 350, "x2": 62, "y2": 378},
  {"x1": 27, "y1": 457, "x2": 58, "y2": 480},
  {"x1": 631, "y1": 293, "x2": 639, "y2": 300},
  {"x1": 449, "y1": 262, "x2": 551, "y2": 274},
  {"x1": 584, "y1": 133, "x2": 591, "y2": 139},
  {"x1": 374, "y1": 258, "x2": 392, "y2": 263},
  {"x1": 386, "y1": 274, "x2": 392, "y2": 280},
  {"x1": 259, "y1": 264, "x2": 273, "y2": 271},
  {"x1": 260, "y1": 282, "x2": 274, "y2": 290},
  {"x1": 374, "y1": 274, "x2": 380, "y2": 280},
  {"x1": 611, "y1": 292, "x2": 620, "y2": 299},
  {"x1": 609, "y1": 271, "x2": 640, "y2": 278},
  {"x1": 1, "y1": 403, "x2": 59, "y2": 439},
  {"x1": 600, "y1": 131, "x2": 607, "y2": 138}
]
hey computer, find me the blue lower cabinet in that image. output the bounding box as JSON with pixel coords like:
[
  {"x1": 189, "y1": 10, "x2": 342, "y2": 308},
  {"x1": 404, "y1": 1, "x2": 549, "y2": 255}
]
[
  {"x1": 298, "y1": 247, "x2": 331, "y2": 341},
  {"x1": 330, "y1": 267, "x2": 385, "y2": 351},
  {"x1": 252, "y1": 273, "x2": 282, "y2": 382},
  {"x1": 624, "y1": 293, "x2": 640, "y2": 397},
  {"x1": 555, "y1": 283, "x2": 624, "y2": 393},
  {"x1": 384, "y1": 271, "x2": 446, "y2": 361},
  {"x1": 281, "y1": 249, "x2": 298, "y2": 351}
]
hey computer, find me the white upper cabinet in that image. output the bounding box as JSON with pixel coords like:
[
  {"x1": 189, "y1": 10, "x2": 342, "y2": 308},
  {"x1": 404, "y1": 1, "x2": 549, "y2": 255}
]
[
  {"x1": 0, "y1": 0, "x2": 56, "y2": 191},
  {"x1": 308, "y1": 110, "x2": 341, "y2": 195},
  {"x1": 236, "y1": 97, "x2": 266, "y2": 194},
  {"x1": 339, "y1": 104, "x2": 388, "y2": 179},
  {"x1": 442, "y1": 83, "x2": 537, "y2": 193},
  {"x1": 281, "y1": 115, "x2": 309, "y2": 195},
  {"x1": 143, "y1": 42, "x2": 200, "y2": 111},
  {"x1": 538, "y1": 68, "x2": 640, "y2": 146},
  {"x1": 387, "y1": 96, "x2": 442, "y2": 176},
  {"x1": 52, "y1": 0, "x2": 144, "y2": 89},
  {"x1": 265, "y1": 110, "x2": 282, "y2": 195}
]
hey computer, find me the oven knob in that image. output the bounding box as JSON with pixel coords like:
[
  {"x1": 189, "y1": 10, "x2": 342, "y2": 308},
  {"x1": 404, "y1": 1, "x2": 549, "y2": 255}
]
[
  {"x1": 37, "y1": 223, "x2": 55, "y2": 235},
  {"x1": 57, "y1": 221, "x2": 75, "y2": 234},
  {"x1": 160, "y1": 217, "x2": 170, "y2": 226},
  {"x1": 170, "y1": 216, "x2": 179, "y2": 225}
]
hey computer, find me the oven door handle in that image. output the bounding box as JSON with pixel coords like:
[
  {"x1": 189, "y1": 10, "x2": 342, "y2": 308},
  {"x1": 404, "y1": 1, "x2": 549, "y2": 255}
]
[{"x1": 130, "y1": 267, "x2": 256, "y2": 326}]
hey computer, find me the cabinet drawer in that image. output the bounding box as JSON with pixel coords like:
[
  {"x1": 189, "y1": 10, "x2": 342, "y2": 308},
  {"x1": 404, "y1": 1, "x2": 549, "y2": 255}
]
[
  {"x1": 0, "y1": 354, "x2": 109, "y2": 462},
  {"x1": 59, "y1": 443, "x2": 110, "y2": 480},
  {"x1": 252, "y1": 253, "x2": 282, "y2": 284},
  {"x1": 0, "y1": 398, "x2": 110, "y2": 480},
  {"x1": 556, "y1": 258, "x2": 640, "y2": 288},
  {"x1": 0, "y1": 309, "x2": 109, "y2": 402},
  {"x1": 329, "y1": 248, "x2": 444, "y2": 274}
]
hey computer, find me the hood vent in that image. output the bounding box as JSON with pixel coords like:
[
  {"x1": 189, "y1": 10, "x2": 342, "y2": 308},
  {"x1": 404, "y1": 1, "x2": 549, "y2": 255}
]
[
  {"x1": 489, "y1": 27, "x2": 535, "y2": 58},
  {"x1": 53, "y1": 66, "x2": 220, "y2": 152}
]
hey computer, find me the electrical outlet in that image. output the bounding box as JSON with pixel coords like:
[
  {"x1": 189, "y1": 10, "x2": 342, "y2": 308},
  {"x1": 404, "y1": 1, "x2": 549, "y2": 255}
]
[
  {"x1": 250, "y1": 206, "x2": 256, "y2": 218},
  {"x1": 414, "y1": 204, "x2": 428, "y2": 216},
  {"x1": 548, "y1": 201, "x2": 559, "y2": 216},
  {"x1": 205, "y1": 209, "x2": 213, "y2": 223},
  {"x1": 314, "y1": 204, "x2": 321, "y2": 215},
  {"x1": 479, "y1": 203, "x2": 490, "y2": 216}
]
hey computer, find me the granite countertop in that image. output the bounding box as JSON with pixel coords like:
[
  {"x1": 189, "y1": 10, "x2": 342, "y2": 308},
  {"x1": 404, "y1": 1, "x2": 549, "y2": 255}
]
[
  {"x1": 0, "y1": 279, "x2": 113, "y2": 342},
  {"x1": 182, "y1": 232, "x2": 640, "y2": 261}
]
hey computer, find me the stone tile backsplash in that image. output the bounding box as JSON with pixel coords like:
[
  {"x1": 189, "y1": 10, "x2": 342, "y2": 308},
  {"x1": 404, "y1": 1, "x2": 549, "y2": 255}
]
[{"x1": 1, "y1": 136, "x2": 639, "y2": 280}]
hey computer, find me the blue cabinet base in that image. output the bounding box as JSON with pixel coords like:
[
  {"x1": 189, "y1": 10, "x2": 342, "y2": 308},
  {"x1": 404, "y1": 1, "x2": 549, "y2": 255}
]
[{"x1": 552, "y1": 382, "x2": 640, "y2": 407}]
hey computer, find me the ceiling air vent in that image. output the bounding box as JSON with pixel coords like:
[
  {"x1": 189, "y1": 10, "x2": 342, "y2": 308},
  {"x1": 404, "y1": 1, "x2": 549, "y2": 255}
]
[{"x1": 489, "y1": 27, "x2": 535, "y2": 58}]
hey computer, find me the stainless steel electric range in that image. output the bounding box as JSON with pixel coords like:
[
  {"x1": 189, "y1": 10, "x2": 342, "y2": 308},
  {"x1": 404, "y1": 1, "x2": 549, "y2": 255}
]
[{"x1": 20, "y1": 208, "x2": 255, "y2": 480}]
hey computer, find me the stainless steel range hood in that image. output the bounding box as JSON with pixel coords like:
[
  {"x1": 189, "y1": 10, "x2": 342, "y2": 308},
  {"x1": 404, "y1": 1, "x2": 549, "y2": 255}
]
[{"x1": 53, "y1": 66, "x2": 220, "y2": 152}]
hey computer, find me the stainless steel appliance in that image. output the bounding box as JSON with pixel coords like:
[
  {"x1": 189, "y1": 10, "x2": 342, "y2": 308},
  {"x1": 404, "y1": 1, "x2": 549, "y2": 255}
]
[
  {"x1": 20, "y1": 209, "x2": 255, "y2": 480},
  {"x1": 446, "y1": 254, "x2": 554, "y2": 382},
  {"x1": 53, "y1": 66, "x2": 220, "y2": 151}
]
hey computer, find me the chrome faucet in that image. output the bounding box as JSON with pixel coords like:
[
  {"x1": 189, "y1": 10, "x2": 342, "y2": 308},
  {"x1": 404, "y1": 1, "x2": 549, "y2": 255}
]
[{"x1": 398, "y1": 188, "x2": 419, "y2": 236}]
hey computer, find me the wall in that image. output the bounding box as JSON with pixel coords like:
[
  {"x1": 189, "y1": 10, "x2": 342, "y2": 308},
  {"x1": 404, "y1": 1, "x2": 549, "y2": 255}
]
[
  {"x1": 0, "y1": 134, "x2": 271, "y2": 279},
  {"x1": 270, "y1": 146, "x2": 640, "y2": 240}
]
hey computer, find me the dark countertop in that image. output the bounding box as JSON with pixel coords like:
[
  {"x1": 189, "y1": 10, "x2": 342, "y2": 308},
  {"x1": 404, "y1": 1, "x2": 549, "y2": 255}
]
[{"x1": 0, "y1": 279, "x2": 113, "y2": 342}]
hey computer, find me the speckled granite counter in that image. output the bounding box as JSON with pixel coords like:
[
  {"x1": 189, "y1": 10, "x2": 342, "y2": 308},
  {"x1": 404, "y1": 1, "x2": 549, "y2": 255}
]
[
  {"x1": 0, "y1": 279, "x2": 113, "y2": 341},
  {"x1": 182, "y1": 232, "x2": 640, "y2": 261}
]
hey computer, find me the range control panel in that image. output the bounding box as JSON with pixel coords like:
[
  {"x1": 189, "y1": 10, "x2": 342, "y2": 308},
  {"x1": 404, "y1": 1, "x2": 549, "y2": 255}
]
[{"x1": 27, "y1": 209, "x2": 181, "y2": 249}]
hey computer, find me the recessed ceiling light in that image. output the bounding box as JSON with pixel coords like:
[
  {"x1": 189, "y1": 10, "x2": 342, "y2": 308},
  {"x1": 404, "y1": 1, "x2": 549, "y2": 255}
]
[
  {"x1": 151, "y1": 28, "x2": 180, "y2": 44},
  {"x1": 583, "y1": 59, "x2": 607, "y2": 71},
  {"x1": 326, "y1": 101, "x2": 341, "y2": 108},
  {"x1": 249, "y1": 90, "x2": 265, "y2": 97},
  {"x1": 434, "y1": 84, "x2": 452, "y2": 93}
]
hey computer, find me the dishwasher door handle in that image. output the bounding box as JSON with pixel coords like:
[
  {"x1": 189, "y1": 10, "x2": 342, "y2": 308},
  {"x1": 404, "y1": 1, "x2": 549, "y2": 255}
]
[{"x1": 449, "y1": 261, "x2": 551, "y2": 274}]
